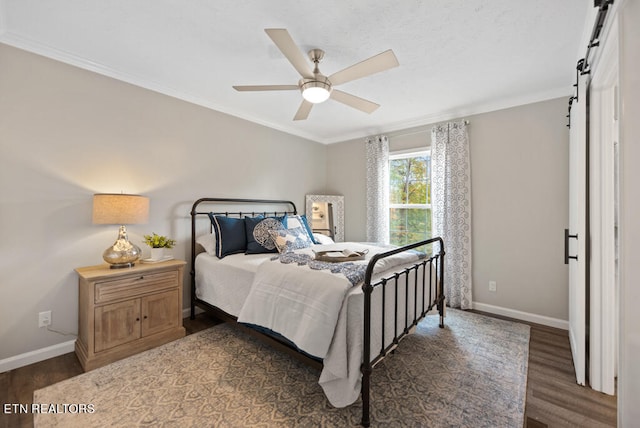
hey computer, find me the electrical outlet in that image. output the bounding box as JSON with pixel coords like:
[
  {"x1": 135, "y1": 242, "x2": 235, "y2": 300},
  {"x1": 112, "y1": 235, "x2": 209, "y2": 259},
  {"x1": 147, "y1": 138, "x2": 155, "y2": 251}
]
[
  {"x1": 489, "y1": 281, "x2": 497, "y2": 292},
  {"x1": 38, "y1": 311, "x2": 51, "y2": 328}
]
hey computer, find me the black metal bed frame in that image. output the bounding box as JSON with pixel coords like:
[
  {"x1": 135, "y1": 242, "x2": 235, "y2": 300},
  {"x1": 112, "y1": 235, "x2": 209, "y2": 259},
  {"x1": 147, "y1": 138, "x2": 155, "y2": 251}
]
[{"x1": 190, "y1": 197, "x2": 445, "y2": 427}]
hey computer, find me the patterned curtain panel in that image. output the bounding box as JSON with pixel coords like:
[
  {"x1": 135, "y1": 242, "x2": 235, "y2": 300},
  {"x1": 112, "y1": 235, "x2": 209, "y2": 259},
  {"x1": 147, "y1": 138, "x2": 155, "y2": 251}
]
[
  {"x1": 431, "y1": 121, "x2": 472, "y2": 309},
  {"x1": 365, "y1": 135, "x2": 390, "y2": 244}
]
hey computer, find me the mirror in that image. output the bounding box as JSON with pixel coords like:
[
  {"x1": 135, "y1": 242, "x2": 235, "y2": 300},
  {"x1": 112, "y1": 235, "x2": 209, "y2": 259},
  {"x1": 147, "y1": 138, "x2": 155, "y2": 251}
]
[{"x1": 306, "y1": 195, "x2": 345, "y2": 242}]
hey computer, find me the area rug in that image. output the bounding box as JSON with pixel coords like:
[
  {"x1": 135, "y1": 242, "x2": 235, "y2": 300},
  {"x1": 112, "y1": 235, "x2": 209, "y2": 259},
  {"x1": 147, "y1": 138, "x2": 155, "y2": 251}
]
[{"x1": 34, "y1": 309, "x2": 529, "y2": 427}]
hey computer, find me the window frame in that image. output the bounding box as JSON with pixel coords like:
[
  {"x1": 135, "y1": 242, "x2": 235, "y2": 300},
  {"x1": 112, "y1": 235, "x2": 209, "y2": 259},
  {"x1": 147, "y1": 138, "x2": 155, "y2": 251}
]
[
  {"x1": 388, "y1": 148, "x2": 432, "y2": 245},
  {"x1": 388, "y1": 148, "x2": 431, "y2": 210}
]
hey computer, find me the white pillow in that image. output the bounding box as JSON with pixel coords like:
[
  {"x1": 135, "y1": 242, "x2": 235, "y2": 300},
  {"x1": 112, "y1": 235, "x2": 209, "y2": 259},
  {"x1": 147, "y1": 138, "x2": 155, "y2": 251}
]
[
  {"x1": 196, "y1": 232, "x2": 216, "y2": 256},
  {"x1": 313, "y1": 233, "x2": 335, "y2": 245}
]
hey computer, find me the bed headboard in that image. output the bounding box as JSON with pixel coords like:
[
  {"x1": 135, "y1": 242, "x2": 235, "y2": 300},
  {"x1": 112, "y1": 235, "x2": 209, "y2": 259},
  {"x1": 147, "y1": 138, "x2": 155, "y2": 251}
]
[{"x1": 189, "y1": 197, "x2": 297, "y2": 297}]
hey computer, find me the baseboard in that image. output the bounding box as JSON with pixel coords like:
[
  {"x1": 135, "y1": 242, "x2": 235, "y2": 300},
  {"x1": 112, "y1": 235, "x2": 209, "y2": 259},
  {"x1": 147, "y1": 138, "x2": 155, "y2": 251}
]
[
  {"x1": 0, "y1": 340, "x2": 76, "y2": 374},
  {"x1": 472, "y1": 302, "x2": 569, "y2": 330},
  {"x1": 1, "y1": 308, "x2": 205, "y2": 374}
]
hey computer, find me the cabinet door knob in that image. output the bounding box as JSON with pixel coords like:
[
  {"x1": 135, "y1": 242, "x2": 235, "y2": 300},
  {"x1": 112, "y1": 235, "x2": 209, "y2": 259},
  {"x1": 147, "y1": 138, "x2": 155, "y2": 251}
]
[
  {"x1": 136, "y1": 317, "x2": 140, "y2": 322},
  {"x1": 137, "y1": 276, "x2": 145, "y2": 280},
  {"x1": 143, "y1": 315, "x2": 148, "y2": 319}
]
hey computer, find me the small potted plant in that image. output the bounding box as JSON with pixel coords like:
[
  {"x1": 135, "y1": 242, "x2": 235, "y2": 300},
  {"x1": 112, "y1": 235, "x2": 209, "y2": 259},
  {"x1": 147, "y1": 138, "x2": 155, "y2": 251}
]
[{"x1": 143, "y1": 232, "x2": 176, "y2": 261}]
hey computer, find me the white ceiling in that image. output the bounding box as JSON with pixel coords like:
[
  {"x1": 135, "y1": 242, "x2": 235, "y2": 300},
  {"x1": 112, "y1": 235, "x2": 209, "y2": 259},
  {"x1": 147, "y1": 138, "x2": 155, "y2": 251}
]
[{"x1": 0, "y1": 0, "x2": 588, "y2": 144}]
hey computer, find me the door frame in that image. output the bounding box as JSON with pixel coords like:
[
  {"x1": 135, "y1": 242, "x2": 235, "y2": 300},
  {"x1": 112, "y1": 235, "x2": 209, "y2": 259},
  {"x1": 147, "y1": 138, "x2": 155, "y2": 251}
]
[{"x1": 587, "y1": 15, "x2": 619, "y2": 396}]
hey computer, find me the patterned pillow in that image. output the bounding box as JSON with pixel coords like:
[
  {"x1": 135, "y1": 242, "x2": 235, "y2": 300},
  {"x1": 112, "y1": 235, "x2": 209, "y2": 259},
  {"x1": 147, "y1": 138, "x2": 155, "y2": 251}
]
[
  {"x1": 268, "y1": 227, "x2": 313, "y2": 253},
  {"x1": 244, "y1": 216, "x2": 285, "y2": 254},
  {"x1": 284, "y1": 214, "x2": 318, "y2": 244}
]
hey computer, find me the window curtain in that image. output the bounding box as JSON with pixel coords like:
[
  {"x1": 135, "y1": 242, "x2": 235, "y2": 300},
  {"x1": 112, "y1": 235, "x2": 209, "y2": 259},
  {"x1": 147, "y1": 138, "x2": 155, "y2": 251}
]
[
  {"x1": 431, "y1": 121, "x2": 472, "y2": 309},
  {"x1": 365, "y1": 135, "x2": 390, "y2": 244}
]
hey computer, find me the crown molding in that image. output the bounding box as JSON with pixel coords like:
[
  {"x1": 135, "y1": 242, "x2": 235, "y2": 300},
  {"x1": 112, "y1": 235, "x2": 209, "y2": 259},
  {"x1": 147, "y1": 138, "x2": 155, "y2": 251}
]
[{"x1": 322, "y1": 86, "x2": 572, "y2": 144}]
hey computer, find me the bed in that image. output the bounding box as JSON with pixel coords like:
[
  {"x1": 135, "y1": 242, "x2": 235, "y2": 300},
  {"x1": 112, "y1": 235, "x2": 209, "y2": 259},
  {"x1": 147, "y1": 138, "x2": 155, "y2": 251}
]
[{"x1": 190, "y1": 197, "x2": 445, "y2": 427}]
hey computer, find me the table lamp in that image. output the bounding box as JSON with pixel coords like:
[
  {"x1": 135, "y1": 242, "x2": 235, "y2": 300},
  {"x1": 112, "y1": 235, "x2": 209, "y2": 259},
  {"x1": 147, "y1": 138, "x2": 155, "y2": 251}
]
[{"x1": 92, "y1": 193, "x2": 150, "y2": 268}]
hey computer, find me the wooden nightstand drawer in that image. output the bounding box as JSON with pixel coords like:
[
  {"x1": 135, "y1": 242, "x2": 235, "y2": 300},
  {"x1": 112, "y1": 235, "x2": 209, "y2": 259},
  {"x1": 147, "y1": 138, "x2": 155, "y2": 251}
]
[{"x1": 95, "y1": 270, "x2": 178, "y2": 304}]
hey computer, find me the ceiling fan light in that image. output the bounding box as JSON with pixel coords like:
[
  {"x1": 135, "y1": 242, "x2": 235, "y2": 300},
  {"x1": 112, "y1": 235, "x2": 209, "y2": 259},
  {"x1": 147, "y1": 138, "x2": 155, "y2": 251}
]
[
  {"x1": 302, "y1": 87, "x2": 330, "y2": 103},
  {"x1": 300, "y1": 78, "x2": 332, "y2": 103}
]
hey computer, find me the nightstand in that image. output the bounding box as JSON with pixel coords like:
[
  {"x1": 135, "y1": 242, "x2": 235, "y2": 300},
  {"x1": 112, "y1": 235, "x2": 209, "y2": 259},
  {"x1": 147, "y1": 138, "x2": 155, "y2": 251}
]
[{"x1": 74, "y1": 259, "x2": 186, "y2": 371}]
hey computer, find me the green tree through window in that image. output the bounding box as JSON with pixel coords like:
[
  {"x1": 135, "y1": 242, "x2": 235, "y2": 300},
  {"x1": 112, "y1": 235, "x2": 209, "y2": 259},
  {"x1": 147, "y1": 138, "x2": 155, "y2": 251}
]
[{"x1": 389, "y1": 150, "x2": 431, "y2": 248}]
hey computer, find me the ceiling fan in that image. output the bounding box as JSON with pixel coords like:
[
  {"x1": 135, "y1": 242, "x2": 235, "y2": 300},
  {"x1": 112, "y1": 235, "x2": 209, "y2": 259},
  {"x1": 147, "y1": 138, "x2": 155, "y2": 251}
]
[{"x1": 233, "y1": 29, "x2": 399, "y2": 121}]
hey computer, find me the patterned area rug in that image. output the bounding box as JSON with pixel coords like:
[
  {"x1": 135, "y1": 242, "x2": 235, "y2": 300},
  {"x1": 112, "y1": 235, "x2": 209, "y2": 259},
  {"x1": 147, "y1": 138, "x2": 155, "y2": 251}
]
[{"x1": 34, "y1": 310, "x2": 529, "y2": 427}]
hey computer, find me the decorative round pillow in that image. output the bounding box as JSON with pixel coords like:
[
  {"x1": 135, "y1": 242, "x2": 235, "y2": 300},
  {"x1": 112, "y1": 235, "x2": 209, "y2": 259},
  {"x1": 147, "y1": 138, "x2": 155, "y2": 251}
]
[{"x1": 253, "y1": 218, "x2": 284, "y2": 250}]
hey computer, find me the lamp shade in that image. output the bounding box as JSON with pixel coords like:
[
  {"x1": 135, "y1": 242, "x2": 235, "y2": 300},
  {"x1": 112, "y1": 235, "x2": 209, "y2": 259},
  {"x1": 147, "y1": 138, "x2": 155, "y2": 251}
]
[{"x1": 92, "y1": 194, "x2": 149, "y2": 225}]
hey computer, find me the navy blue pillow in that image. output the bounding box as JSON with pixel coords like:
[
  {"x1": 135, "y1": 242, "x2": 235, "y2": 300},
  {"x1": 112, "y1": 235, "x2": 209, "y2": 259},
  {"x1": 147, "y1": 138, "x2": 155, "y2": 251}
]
[
  {"x1": 245, "y1": 216, "x2": 285, "y2": 254},
  {"x1": 208, "y1": 214, "x2": 246, "y2": 258}
]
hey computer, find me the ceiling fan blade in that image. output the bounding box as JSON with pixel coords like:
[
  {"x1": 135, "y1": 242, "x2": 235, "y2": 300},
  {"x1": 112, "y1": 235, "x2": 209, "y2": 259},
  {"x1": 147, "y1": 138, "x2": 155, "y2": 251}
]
[
  {"x1": 328, "y1": 49, "x2": 399, "y2": 86},
  {"x1": 293, "y1": 100, "x2": 313, "y2": 121},
  {"x1": 233, "y1": 85, "x2": 299, "y2": 91},
  {"x1": 265, "y1": 29, "x2": 314, "y2": 79},
  {"x1": 330, "y1": 90, "x2": 380, "y2": 114}
]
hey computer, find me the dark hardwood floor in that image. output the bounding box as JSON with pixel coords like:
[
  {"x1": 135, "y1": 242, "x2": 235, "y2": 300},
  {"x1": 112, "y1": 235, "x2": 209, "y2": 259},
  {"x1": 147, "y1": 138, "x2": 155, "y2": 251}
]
[
  {"x1": 521, "y1": 320, "x2": 617, "y2": 427},
  {"x1": 1, "y1": 312, "x2": 616, "y2": 428}
]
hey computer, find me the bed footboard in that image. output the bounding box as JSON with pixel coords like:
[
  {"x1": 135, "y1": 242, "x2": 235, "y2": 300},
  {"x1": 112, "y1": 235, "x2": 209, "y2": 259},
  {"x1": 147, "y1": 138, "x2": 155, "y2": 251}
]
[{"x1": 360, "y1": 237, "x2": 445, "y2": 427}]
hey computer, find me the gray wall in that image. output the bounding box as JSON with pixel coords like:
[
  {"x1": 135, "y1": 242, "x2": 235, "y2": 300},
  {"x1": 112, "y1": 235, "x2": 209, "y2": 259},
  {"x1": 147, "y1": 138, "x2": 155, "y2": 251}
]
[
  {"x1": 327, "y1": 98, "x2": 570, "y2": 321},
  {"x1": 0, "y1": 43, "x2": 327, "y2": 361}
]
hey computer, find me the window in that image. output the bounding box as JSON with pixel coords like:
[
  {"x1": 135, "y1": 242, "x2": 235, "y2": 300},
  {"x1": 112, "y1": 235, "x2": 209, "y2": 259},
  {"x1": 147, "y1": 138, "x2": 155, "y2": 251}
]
[{"x1": 389, "y1": 149, "x2": 431, "y2": 247}]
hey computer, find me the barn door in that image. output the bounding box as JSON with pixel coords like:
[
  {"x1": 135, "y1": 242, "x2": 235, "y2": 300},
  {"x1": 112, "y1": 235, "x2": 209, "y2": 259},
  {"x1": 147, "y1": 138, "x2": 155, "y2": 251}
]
[{"x1": 567, "y1": 68, "x2": 589, "y2": 386}]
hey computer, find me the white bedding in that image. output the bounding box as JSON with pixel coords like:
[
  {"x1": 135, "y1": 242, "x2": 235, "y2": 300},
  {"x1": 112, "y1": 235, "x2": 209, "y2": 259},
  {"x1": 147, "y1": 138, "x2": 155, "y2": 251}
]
[
  {"x1": 237, "y1": 243, "x2": 422, "y2": 359},
  {"x1": 195, "y1": 242, "x2": 436, "y2": 407},
  {"x1": 195, "y1": 252, "x2": 272, "y2": 316}
]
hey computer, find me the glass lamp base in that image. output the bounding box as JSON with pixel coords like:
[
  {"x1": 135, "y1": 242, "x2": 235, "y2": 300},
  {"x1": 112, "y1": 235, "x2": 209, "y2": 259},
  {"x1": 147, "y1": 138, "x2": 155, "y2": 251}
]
[{"x1": 102, "y1": 225, "x2": 142, "y2": 269}]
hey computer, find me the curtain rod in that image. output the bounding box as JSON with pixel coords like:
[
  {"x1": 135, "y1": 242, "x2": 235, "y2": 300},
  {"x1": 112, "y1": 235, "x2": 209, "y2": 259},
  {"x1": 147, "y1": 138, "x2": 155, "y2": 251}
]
[
  {"x1": 387, "y1": 119, "x2": 470, "y2": 138},
  {"x1": 567, "y1": 0, "x2": 614, "y2": 128}
]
